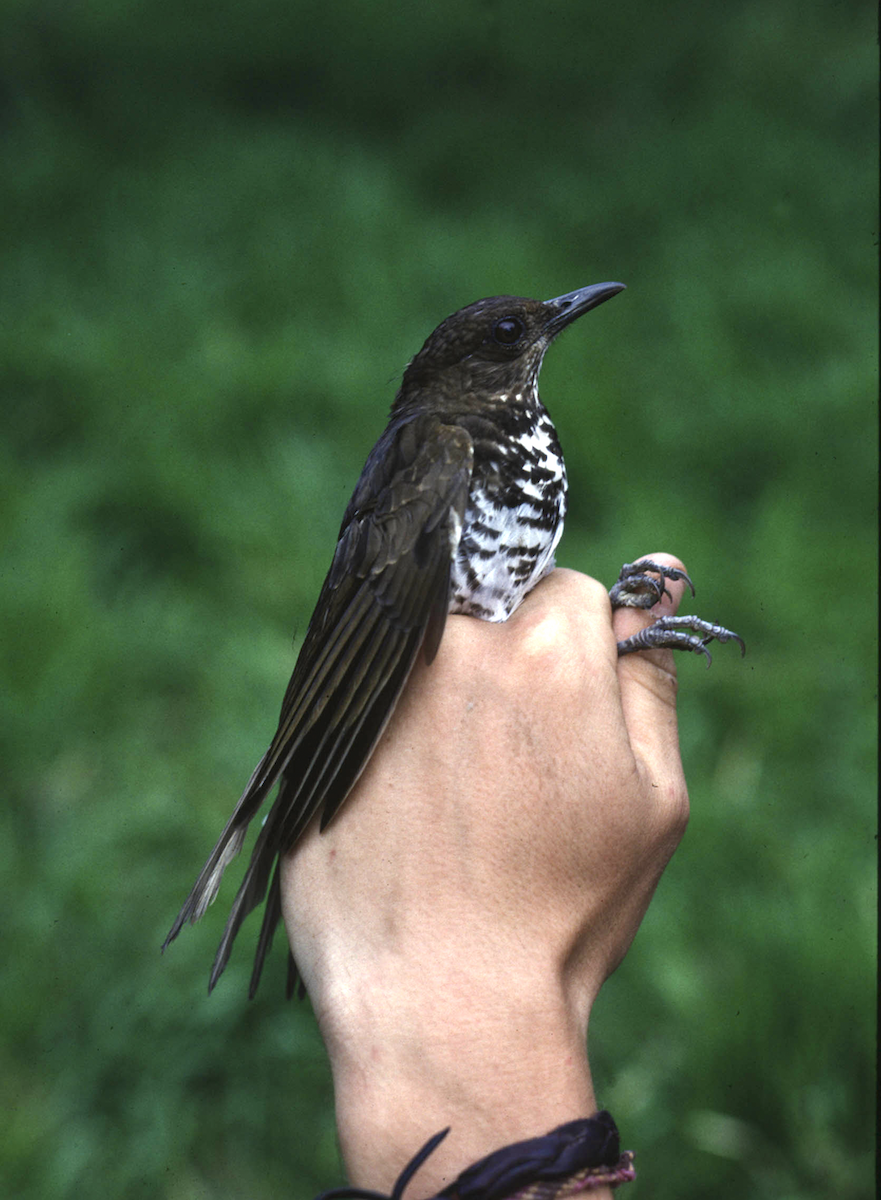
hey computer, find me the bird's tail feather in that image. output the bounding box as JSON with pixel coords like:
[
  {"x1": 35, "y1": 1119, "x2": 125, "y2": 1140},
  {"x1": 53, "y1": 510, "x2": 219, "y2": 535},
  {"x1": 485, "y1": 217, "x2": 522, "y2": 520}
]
[
  {"x1": 248, "y1": 862, "x2": 284, "y2": 999},
  {"x1": 207, "y1": 817, "x2": 277, "y2": 991},
  {"x1": 161, "y1": 751, "x2": 275, "y2": 952}
]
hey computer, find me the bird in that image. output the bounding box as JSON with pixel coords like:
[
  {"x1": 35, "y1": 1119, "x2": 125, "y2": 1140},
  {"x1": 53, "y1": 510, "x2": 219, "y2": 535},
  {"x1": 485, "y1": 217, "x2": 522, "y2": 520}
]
[{"x1": 162, "y1": 282, "x2": 743, "y2": 998}]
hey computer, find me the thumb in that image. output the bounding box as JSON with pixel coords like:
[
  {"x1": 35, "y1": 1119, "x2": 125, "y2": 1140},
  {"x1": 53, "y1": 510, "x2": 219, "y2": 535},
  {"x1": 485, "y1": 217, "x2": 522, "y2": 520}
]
[{"x1": 613, "y1": 553, "x2": 689, "y2": 799}]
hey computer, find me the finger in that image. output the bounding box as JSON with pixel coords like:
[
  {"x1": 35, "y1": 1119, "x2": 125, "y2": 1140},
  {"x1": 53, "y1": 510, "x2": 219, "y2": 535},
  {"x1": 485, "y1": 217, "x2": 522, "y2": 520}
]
[
  {"x1": 456, "y1": 567, "x2": 615, "y2": 679},
  {"x1": 611, "y1": 553, "x2": 690, "y2": 645},
  {"x1": 614, "y1": 553, "x2": 689, "y2": 803},
  {"x1": 511, "y1": 566, "x2": 612, "y2": 636}
]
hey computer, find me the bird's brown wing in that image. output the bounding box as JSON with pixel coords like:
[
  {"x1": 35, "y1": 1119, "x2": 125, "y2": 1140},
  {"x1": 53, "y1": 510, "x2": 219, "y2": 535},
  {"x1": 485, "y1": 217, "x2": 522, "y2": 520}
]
[{"x1": 162, "y1": 414, "x2": 473, "y2": 995}]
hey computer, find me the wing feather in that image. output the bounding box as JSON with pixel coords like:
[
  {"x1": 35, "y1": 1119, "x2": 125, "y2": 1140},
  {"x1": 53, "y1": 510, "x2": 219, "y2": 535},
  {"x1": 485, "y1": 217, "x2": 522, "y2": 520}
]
[{"x1": 163, "y1": 413, "x2": 473, "y2": 993}]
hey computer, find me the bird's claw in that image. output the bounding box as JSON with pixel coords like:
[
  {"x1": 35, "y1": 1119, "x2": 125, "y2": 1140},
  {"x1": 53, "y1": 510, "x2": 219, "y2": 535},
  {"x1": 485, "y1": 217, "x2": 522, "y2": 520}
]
[
  {"x1": 610, "y1": 561, "x2": 744, "y2": 667},
  {"x1": 609, "y1": 559, "x2": 695, "y2": 610},
  {"x1": 615, "y1": 614, "x2": 746, "y2": 667}
]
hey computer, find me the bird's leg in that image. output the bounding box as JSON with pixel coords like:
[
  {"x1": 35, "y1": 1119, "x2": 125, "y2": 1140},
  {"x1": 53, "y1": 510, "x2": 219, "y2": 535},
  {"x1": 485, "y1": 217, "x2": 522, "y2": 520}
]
[{"x1": 610, "y1": 560, "x2": 744, "y2": 667}]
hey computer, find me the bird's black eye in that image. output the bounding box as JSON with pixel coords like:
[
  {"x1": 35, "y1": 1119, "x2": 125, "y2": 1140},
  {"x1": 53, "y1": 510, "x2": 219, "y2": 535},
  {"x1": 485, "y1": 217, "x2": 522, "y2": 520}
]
[{"x1": 492, "y1": 316, "x2": 525, "y2": 346}]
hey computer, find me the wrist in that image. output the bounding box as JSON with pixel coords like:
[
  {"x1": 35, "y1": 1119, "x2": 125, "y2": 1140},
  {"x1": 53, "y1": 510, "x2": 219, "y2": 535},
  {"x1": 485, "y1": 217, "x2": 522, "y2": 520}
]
[{"x1": 316, "y1": 964, "x2": 608, "y2": 1195}]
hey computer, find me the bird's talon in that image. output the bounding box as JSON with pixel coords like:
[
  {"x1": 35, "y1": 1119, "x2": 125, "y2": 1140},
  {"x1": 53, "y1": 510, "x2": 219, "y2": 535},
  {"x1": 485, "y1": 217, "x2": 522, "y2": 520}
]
[
  {"x1": 609, "y1": 560, "x2": 695, "y2": 611},
  {"x1": 616, "y1": 613, "x2": 744, "y2": 664}
]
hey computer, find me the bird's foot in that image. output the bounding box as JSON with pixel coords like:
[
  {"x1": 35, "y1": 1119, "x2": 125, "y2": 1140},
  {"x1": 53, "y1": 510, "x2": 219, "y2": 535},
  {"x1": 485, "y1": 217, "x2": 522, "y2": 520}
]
[
  {"x1": 616, "y1": 614, "x2": 745, "y2": 667},
  {"x1": 610, "y1": 560, "x2": 744, "y2": 667},
  {"x1": 609, "y1": 559, "x2": 695, "y2": 609}
]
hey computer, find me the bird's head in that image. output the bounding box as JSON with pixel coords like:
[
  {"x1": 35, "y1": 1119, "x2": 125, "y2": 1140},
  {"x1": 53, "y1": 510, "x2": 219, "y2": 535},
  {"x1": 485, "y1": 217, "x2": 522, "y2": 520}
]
[{"x1": 393, "y1": 282, "x2": 625, "y2": 415}]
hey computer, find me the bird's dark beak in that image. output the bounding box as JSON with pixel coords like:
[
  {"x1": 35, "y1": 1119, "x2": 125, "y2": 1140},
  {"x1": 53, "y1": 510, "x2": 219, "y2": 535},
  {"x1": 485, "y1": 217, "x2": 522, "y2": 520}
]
[{"x1": 543, "y1": 282, "x2": 626, "y2": 336}]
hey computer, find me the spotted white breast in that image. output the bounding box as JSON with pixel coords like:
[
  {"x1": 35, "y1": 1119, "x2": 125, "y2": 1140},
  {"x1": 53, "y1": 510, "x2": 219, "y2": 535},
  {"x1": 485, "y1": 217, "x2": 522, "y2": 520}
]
[{"x1": 449, "y1": 407, "x2": 568, "y2": 621}]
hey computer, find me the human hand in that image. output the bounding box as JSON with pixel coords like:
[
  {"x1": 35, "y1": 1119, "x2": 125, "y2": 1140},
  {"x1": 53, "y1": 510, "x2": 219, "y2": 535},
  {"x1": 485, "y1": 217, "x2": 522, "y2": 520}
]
[{"x1": 281, "y1": 557, "x2": 690, "y2": 1193}]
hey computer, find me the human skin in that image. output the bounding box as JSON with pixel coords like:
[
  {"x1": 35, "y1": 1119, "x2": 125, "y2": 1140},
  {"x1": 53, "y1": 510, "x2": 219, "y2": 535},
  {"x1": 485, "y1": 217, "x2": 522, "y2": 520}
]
[{"x1": 282, "y1": 556, "x2": 691, "y2": 1195}]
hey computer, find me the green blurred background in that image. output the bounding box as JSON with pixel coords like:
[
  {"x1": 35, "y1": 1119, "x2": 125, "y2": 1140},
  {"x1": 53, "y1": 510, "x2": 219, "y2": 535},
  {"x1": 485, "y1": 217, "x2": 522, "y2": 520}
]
[{"x1": 1, "y1": 1, "x2": 875, "y2": 1196}]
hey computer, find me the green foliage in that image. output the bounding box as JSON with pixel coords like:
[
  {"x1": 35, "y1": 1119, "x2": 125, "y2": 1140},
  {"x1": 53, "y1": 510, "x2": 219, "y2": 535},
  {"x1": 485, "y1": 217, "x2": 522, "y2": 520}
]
[{"x1": 1, "y1": 1, "x2": 875, "y2": 1196}]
